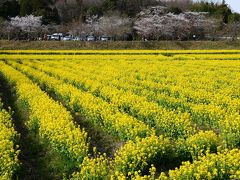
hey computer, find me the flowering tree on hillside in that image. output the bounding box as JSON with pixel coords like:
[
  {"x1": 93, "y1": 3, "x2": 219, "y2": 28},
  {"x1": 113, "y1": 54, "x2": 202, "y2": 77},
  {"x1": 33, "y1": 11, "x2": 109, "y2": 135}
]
[
  {"x1": 10, "y1": 15, "x2": 42, "y2": 32},
  {"x1": 10, "y1": 15, "x2": 42, "y2": 39},
  {"x1": 134, "y1": 6, "x2": 210, "y2": 40},
  {"x1": 94, "y1": 14, "x2": 132, "y2": 38}
]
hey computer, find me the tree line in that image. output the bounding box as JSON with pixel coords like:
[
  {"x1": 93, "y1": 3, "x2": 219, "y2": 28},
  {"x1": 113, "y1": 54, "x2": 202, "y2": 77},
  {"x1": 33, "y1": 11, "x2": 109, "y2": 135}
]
[
  {"x1": 0, "y1": 0, "x2": 239, "y2": 41},
  {"x1": 1, "y1": 0, "x2": 239, "y2": 24}
]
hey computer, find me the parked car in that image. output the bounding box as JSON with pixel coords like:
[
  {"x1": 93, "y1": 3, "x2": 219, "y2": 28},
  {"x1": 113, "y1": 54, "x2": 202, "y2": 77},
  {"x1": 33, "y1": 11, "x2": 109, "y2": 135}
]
[
  {"x1": 100, "y1": 35, "x2": 110, "y2": 41},
  {"x1": 63, "y1": 35, "x2": 73, "y2": 41},
  {"x1": 50, "y1": 33, "x2": 63, "y2": 41},
  {"x1": 87, "y1": 35, "x2": 96, "y2": 41}
]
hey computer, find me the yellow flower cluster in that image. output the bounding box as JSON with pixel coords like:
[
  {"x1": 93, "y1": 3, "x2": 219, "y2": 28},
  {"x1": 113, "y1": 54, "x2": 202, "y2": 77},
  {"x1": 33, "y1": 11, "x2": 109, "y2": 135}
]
[
  {"x1": 114, "y1": 135, "x2": 172, "y2": 176},
  {"x1": 0, "y1": 62, "x2": 89, "y2": 165},
  {"x1": 219, "y1": 113, "x2": 240, "y2": 147},
  {"x1": 71, "y1": 153, "x2": 112, "y2": 179},
  {"x1": 71, "y1": 136, "x2": 170, "y2": 179},
  {"x1": 111, "y1": 164, "x2": 157, "y2": 180},
  {"x1": 159, "y1": 149, "x2": 240, "y2": 179},
  {"x1": 0, "y1": 100, "x2": 20, "y2": 179},
  {"x1": 185, "y1": 131, "x2": 219, "y2": 160}
]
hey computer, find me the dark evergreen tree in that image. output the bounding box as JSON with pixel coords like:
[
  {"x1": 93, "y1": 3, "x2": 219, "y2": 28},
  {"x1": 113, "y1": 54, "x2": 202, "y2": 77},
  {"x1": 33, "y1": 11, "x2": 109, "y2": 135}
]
[
  {"x1": 0, "y1": 0, "x2": 20, "y2": 19},
  {"x1": 31, "y1": 0, "x2": 45, "y2": 12},
  {"x1": 168, "y1": 7, "x2": 183, "y2": 14},
  {"x1": 102, "y1": 0, "x2": 117, "y2": 11},
  {"x1": 35, "y1": 7, "x2": 60, "y2": 24},
  {"x1": 19, "y1": 0, "x2": 32, "y2": 16},
  {"x1": 19, "y1": 0, "x2": 60, "y2": 25}
]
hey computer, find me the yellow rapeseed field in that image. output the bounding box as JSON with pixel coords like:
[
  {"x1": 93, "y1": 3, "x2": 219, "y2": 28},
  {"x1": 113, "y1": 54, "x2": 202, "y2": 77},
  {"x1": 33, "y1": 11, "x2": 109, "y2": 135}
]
[{"x1": 0, "y1": 50, "x2": 239, "y2": 179}]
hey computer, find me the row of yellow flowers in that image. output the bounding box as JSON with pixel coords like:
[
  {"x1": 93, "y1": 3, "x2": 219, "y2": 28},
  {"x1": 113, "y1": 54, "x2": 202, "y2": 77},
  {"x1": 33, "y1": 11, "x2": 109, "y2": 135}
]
[
  {"x1": 0, "y1": 99, "x2": 20, "y2": 180},
  {"x1": 0, "y1": 62, "x2": 89, "y2": 168},
  {"x1": 1, "y1": 49, "x2": 240, "y2": 55},
  {"x1": 1, "y1": 52, "x2": 240, "y2": 61}
]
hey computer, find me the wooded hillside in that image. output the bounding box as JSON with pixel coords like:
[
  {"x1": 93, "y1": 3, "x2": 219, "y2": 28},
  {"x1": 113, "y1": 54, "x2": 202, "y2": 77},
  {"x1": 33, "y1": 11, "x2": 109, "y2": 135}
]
[{"x1": 0, "y1": 0, "x2": 239, "y2": 41}]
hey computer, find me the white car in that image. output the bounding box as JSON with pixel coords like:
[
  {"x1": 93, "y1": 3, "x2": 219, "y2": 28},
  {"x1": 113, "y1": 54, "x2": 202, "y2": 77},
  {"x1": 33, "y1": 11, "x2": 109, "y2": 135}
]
[
  {"x1": 87, "y1": 36, "x2": 96, "y2": 41},
  {"x1": 100, "y1": 36, "x2": 110, "y2": 41},
  {"x1": 50, "y1": 33, "x2": 63, "y2": 40},
  {"x1": 63, "y1": 36, "x2": 73, "y2": 41}
]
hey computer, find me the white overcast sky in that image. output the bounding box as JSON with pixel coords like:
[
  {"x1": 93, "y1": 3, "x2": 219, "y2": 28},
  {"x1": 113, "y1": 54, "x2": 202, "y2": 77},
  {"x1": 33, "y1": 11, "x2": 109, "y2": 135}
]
[{"x1": 221, "y1": 0, "x2": 239, "y2": 12}]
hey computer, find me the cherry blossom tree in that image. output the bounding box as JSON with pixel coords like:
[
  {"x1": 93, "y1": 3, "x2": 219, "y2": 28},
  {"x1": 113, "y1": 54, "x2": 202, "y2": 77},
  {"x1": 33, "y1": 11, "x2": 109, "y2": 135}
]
[
  {"x1": 68, "y1": 13, "x2": 132, "y2": 38},
  {"x1": 10, "y1": 15, "x2": 42, "y2": 39},
  {"x1": 10, "y1": 15, "x2": 42, "y2": 32},
  {"x1": 134, "y1": 6, "x2": 210, "y2": 40},
  {"x1": 94, "y1": 13, "x2": 132, "y2": 38}
]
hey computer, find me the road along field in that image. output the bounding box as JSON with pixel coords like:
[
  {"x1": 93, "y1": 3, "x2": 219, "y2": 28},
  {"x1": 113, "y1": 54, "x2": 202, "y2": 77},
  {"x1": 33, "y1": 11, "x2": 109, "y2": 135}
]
[{"x1": 0, "y1": 50, "x2": 240, "y2": 179}]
